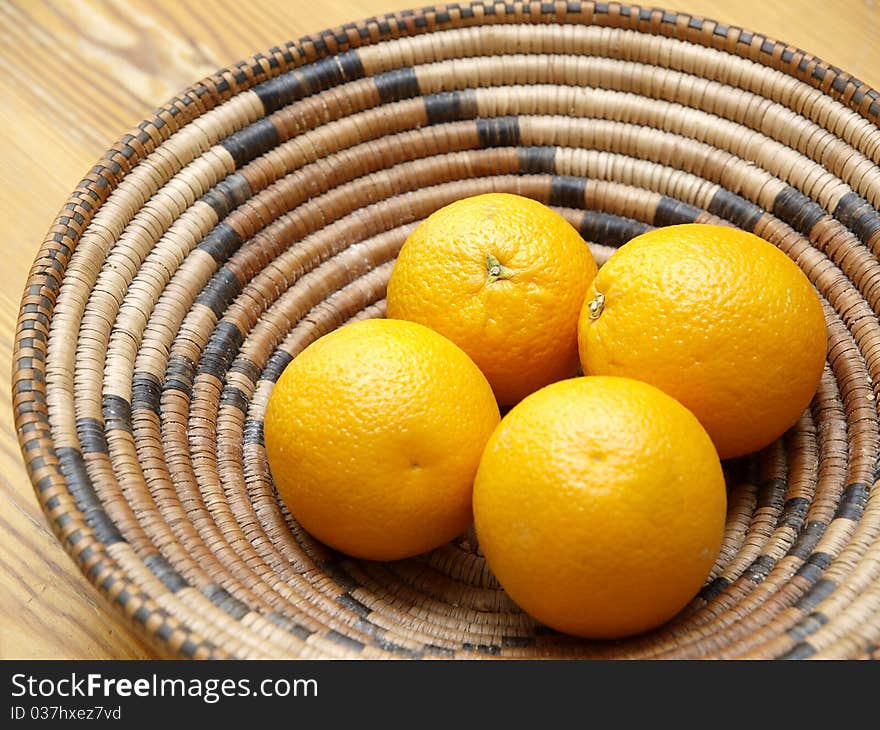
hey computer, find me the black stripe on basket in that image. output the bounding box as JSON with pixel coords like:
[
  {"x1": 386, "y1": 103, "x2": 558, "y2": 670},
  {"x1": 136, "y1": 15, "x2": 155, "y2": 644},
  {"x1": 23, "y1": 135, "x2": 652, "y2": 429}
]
[
  {"x1": 198, "y1": 321, "x2": 245, "y2": 379},
  {"x1": 179, "y1": 638, "x2": 205, "y2": 659},
  {"x1": 70, "y1": 533, "x2": 101, "y2": 560},
  {"x1": 789, "y1": 520, "x2": 826, "y2": 559},
  {"x1": 35, "y1": 475, "x2": 54, "y2": 494},
  {"x1": 834, "y1": 191, "x2": 880, "y2": 245},
  {"x1": 374, "y1": 67, "x2": 420, "y2": 103},
  {"x1": 707, "y1": 188, "x2": 764, "y2": 231},
  {"x1": 327, "y1": 629, "x2": 365, "y2": 653},
  {"x1": 778, "y1": 496, "x2": 811, "y2": 530},
  {"x1": 796, "y1": 576, "x2": 836, "y2": 612},
  {"x1": 787, "y1": 612, "x2": 828, "y2": 641},
  {"x1": 21, "y1": 302, "x2": 50, "y2": 323},
  {"x1": 28, "y1": 457, "x2": 50, "y2": 477},
  {"x1": 15, "y1": 343, "x2": 45, "y2": 364},
  {"x1": 220, "y1": 385, "x2": 249, "y2": 413},
  {"x1": 462, "y1": 642, "x2": 502, "y2": 656},
  {"x1": 196, "y1": 268, "x2": 244, "y2": 318},
  {"x1": 654, "y1": 196, "x2": 702, "y2": 227},
  {"x1": 297, "y1": 56, "x2": 348, "y2": 95},
  {"x1": 201, "y1": 173, "x2": 252, "y2": 219},
  {"x1": 502, "y1": 635, "x2": 536, "y2": 648},
  {"x1": 16, "y1": 320, "x2": 47, "y2": 349},
  {"x1": 834, "y1": 483, "x2": 868, "y2": 521},
  {"x1": 425, "y1": 644, "x2": 456, "y2": 657},
  {"x1": 202, "y1": 584, "x2": 249, "y2": 620},
  {"x1": 757, "y1": 476, "x2": 787, "y2": 510},
  {"x1": 518, "y1": 146, "x2": 556, "y2": 175},
  {"x1": 229, "y1": 357, "x2": 262, "y2": 384},
  {"x1": 359, "y1": 17, "x2": 391, "y2": 37},
  {"x1": 831, "y1": 75, "x2": 849, "y2": 94},
  {"x1": 198, "y1": 223, "x2": 243, "y2": 264},
  {"x1": 773, "y1": 187, "x2": 826, "y2": 236},
  {"x1": 253, "y1": 73, "x2": 307, "y2": 115},
  {"x1": 221, "y1": 118, "x2": 280, "y2": 168},
  {"x1": 262, "y1": 350, "x2": 294, "y2": 383},
  {"x1": 337, "y1": 50, "x2": 366, "y2": 81},
  {"x1": 549, "y1": 175, "x2": 585, "y2": 208},
  {"x1": 374, "y1": 638, "x2": 423, "y2": 659},
  {"x1": 424, "y1": 90, "x2": 477, "y2": 124},
  {"x1": 126, "y1": 596, "x2": 147, "y2": 624},
  {"x1": 699, "y1": 575, "x2": 730, "y2": 601},
  {"x1": 102, "y1": 394, "x2": 132, "y2": 435},
  {"x1": 154, "y1": 620, "x2": 174, "y2": 642},
  {"x1": 337, "y1": 593, "x2": 371, "y2": 618},
  {"x1": 266, "y1": 612, "x2": 313, "y2": 641},
  {"x1": 320, "y1": 560, "x2": 359, "y2": 592},
  {"x1": 22, "y1": 431, "x2": 45, "y2": 450},
  {"x1": 579, "y1": 211, "x2": 650, "y2": 247},
  {"x1": 144, "y1": 552, "x2": 187, "y2": 593},
  {"x1": 341, "y1": 613, "x2": 426, "y2": 658},
  {"x1": 44, "y1": 494, "x2": 61, "y2": 511},
  {"x1": 743, "y1": 554, "x2": 776, "y2": 583},
  {"x1": 132, "y1": 373, "x2": 162, "y2": 415},
  {"x1": 18, "y1": 420, "x2": 46, "y2": 444},
  {"x1": 243, "y1": 418, "x2": 264, "y2": 447},
  {"x1": 76, "y1": 417, "x2": 108, "y2": 455},
  {"x1": 794, "y1": 551, "x2": 832, "y2": 583},
  {"x1": 476, "y1": 116, "x2": 520, "y2": 148},
  {"x1": 56, "y1": 447, "x2": 124, "y2": 545},
  {"x1": 164, "y1": 354, "x2": 197, "y2": 398},
  {"x1": 331, "y1": 592, "x2": 447, "y2": 657},
  {"x1": 16, "y1": 338, "x2": 39, "y2": 355},
  {"x1": 254, "y1": 54, "x2": 365, "y2": 115}
]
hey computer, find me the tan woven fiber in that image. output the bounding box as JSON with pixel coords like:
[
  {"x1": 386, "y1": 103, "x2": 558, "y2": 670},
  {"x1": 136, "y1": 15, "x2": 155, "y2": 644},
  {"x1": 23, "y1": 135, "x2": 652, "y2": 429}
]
[{"x1": 13, "y1": 2, "x2": 880, "y2": 659}]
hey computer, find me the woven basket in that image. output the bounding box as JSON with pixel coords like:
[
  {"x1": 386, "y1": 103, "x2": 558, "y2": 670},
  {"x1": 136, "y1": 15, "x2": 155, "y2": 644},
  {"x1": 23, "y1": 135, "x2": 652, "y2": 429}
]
[{"x1": 13, "y1": 1, "x2": 880, "y2": 660}]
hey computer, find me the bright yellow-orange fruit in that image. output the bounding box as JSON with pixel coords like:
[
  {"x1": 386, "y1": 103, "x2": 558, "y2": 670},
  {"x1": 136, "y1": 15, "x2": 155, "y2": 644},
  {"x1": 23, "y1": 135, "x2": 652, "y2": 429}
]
[
  {"x1": 473, "y1": 376, "x2": 726, "y2": 639},
  {"x1": 579, "y1": 224, "x2": 827, "y2": 459},
  {"x1": 386, "y1": 193, "x2": 598, "y2": 405},
  {"x1": 264, "y1": 318, "x2": 500, "y2": 561}
]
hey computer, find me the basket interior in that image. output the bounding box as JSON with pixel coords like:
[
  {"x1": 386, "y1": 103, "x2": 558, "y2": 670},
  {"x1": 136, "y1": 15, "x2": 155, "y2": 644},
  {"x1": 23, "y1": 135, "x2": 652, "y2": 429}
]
[{"x1": 13, "y1": 2, "x2": 880, "y2": 659}]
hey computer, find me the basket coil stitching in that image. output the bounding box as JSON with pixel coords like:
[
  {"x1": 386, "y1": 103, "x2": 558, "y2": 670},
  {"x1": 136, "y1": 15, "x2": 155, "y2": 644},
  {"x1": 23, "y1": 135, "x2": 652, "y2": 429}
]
[{"x1": 13, "y1": 1, "x2": 880, "y2": 659}]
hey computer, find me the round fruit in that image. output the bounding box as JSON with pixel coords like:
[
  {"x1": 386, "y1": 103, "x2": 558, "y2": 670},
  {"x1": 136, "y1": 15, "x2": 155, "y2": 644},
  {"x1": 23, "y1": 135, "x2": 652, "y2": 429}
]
[
  {"x1": 264, "y1": 318, "x2": 500, "y2": 561},
  {"x1": 578, "y1": 224, "x2": 827, "y2": 459},
  {"x1": 473, "y1": 376, "x2": 726, "y2": 639},
  {"x1": 386, "y1": 192, "x2": 598, "y2": 405}
]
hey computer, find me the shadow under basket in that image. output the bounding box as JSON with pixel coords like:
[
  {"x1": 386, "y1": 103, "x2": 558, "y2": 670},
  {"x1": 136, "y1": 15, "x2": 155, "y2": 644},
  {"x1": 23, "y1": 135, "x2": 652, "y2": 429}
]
[{"x1": 13, "y1": 1, "x2": 880, "y2": 659}]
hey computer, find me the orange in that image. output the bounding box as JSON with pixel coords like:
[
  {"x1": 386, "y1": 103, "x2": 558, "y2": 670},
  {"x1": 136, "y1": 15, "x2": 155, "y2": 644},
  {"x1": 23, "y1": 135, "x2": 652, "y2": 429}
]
[
  {"x1": 578, "y1": 224, "x2": 827, "y2": 459},
  {"x1": 473, "y1": 376, "x2": 726, "y2": 639},
  {"x1": 264, "y1": 318, "x2": 500, "y2": 561},
  {"x1": 386, "y1": 193, "x2": 598, "y2": 405}
]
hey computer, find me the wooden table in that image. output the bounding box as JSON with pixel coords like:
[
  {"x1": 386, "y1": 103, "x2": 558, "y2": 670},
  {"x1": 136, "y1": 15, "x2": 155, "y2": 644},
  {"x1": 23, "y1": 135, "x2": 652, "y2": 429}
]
[{"x1": 2, "y1": 0, "x2": 878, "y2": 659}]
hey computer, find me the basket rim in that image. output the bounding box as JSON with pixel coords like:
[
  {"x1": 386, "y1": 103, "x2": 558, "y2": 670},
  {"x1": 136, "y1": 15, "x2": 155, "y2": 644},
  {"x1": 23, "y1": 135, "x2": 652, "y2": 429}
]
[{"x1": 11, "y1": 0, "x2": 880, "y2": 659}]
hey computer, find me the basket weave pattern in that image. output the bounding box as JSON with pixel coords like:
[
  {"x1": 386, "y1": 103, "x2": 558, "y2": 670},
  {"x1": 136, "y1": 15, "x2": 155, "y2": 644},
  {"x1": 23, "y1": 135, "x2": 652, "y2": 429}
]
[{"x1": 13, "y1": 1, "x2": 880, "y2": 659}]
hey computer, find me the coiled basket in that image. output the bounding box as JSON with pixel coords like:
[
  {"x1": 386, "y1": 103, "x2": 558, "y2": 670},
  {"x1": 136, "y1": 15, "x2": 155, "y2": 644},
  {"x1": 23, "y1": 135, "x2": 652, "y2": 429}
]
[{"x1": 13, "y1": 1, "x2": 880, "y2": 659}]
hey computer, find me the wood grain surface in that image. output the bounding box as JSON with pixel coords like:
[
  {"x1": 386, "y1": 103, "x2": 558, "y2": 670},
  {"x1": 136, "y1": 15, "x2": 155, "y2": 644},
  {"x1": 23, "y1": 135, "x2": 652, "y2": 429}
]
[{"x1": 1, "y1": 0, "x2": 878, "y2": 660}]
